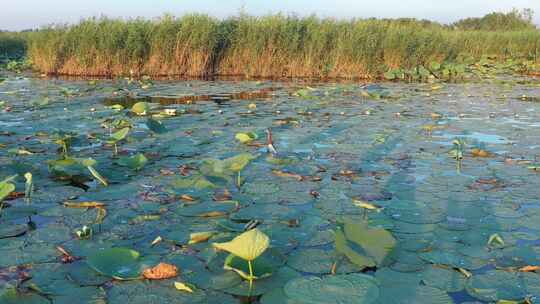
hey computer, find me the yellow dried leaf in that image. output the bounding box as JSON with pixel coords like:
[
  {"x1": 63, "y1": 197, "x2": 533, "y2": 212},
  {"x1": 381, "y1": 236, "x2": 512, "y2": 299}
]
[
  {"x1": 189, "y1": 231, "x2": 215, "y2": 244},
  {"x1": 174, "y1": 281, "x2": 194, "y2": 293},
  {"x1": 472, "y1": 148, "x2": 490, "y2": 157},
  {"x1": 63, "y1": 201, "x2": 105, "y2": 208},
  {"x1": 519, "y1": 265, "x2": 540, "y2": 272},
  {"x1": 352, "y1": 199, "x2": 381, "y2": 211},
  {"x1": 180, "y1": 194, "x2": 196, "y2": 202}
]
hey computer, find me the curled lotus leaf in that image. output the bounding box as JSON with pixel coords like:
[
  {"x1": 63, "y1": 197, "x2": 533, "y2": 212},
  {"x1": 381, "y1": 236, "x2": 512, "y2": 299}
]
[{"x1": 213, "y1": 228, "x2": 270, "y2": 261}]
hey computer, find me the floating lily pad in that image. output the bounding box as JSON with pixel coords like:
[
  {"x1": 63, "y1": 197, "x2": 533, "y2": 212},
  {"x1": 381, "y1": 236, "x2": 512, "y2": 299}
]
[
  {"x1": 116, "y1": 153, "x2": 148, "y2": 170},
  {"x1": 86, "y1": 247, "x2": 142, "y2": 280},
  {"x1": 419, "y1": 249, "x2": 487, "y2": 270},
  {"x1": 0, "y1": 224, "x2": 27, "y2": 239},
  {"x1": 131, "y1": 102, "x2": 149, "y2": 115},
  {"x1": 335, "y1": 217, "x2": 396, "y2": 269},
  {"x1": 284, "y1": 273, "x2": 380, "y2": 304},
  {"x1": 174, "y1": 201, "x2": 238, "y2": 217},
  {"x1": 224, "y1": 254, "x2": 274, "y2": 280},
  {"x1": 287, "y1": 248, "x2": 363, "y2": 274},
  {"x1": 376, "y1": 284, "x2": 453, "y2": 304},
  {"x1": 465, "y1": 270, "x2": 528, "y2": 302},
  {"x1": 0, "y1": 288, "x2": 49, "y2": 304},
  {"x1": 419, "y1": 265, "x2": 466, "y2": 292}
]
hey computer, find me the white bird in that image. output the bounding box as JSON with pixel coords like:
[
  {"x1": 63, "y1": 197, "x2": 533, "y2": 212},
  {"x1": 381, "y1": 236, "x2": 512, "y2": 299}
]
[{"x1": 265, "y1": 128, "x2": 278, "y2": 155}]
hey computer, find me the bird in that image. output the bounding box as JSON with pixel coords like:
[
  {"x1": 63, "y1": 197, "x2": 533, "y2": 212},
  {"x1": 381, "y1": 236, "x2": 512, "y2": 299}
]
[{"x1": 265, "y1": 128, "x2": 278, "y2": 155}]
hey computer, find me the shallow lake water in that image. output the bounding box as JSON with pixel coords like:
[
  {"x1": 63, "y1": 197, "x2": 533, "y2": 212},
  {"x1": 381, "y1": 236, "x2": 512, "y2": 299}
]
[{"x1": 0, "y1": 75, "x2": 539, "y2": 303}]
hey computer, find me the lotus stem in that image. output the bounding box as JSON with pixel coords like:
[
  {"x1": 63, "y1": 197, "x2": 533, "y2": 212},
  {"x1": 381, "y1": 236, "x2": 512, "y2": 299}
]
[
  {"x1": 87, "y1": 166, "x2": 108, "y2": 186},
  {"x1": 248, "y1": 259, "x2": 254, "y2": 287},
  {"x1": 114, "y1": 143, "x2": 118, "y2": 156},
  {"x1": 236, "y1": 171, "x2": 241, "y2": 189}
]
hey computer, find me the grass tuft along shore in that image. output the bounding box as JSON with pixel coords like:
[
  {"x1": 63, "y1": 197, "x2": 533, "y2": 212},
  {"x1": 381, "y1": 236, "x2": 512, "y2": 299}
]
[{"x1": 2, "y1": 10, "x2": 540, "y2": 79}]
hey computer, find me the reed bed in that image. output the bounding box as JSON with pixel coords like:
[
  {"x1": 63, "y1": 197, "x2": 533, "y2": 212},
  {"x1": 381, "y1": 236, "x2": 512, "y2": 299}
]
[
  {"x1": 18, "y1": 14, "x2": 540, "y2": 78},
  {"x1": 0, "y1": 31, "x2": 27, "y2": 60}
]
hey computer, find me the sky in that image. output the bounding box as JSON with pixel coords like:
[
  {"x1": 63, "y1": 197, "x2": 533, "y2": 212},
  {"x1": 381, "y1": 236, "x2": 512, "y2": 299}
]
[{"x1": 1, "y1": 0, "x2": 539, "y2": 31}]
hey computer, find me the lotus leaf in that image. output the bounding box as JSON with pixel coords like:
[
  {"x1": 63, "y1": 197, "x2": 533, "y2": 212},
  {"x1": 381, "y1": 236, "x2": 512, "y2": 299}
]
[
  {"x1": 86, "y1": 247, "x2": 142, "y2": 280},
  {"x1": 146, "y1": 117, "x2": 167, "y2": 134},
  {"x1": 131, "y1": 102, "x2": 149, "y2": 115},
  {"x1": 213, "y1": 228, "x2": 269, "y2": 261},
  {"x1": 284, "y1": 273, "x2": 380, "y2": 304},
  {"x1": 116, "y1": 153, "x2": 148, "y2": 170},
  {"x1": 235, "y1": 132, "x2": 258, "y2": 144},
  {"x1": 335, "y1": 217, "x2": 396, "y2": 268}
]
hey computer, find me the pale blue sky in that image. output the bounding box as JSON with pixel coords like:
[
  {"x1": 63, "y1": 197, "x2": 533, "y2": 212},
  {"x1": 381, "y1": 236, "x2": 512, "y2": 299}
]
[{"x1": 1, "y1": 0, "x2": 539, "y2": 30}]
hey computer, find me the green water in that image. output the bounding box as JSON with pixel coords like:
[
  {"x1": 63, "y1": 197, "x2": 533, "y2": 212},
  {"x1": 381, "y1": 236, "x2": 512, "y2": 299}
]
[{"x1": 0, "y1": 75, "x2": 539, "y2": 303}]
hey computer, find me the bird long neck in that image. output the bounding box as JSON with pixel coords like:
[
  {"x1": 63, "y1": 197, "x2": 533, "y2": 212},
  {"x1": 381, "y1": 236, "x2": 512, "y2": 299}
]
[{"x1": 266, "y1": 129, "x2": 273, "y2": 146}]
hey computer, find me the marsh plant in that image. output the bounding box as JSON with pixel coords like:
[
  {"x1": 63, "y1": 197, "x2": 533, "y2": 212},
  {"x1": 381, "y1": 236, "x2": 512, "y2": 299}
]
[
  {"x1": 52, "y1": 131, "x2": 77, "y2": 158},
  {"x1": 449, "y1": 138, "x2": 466, "y2": 173},
  {"x1": 13, "y1": 11, "x2": 538, "y2": 79}
]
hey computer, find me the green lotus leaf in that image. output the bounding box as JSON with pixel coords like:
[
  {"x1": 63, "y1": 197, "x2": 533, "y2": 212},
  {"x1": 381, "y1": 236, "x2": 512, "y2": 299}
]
[
  {"x1": 146, "y1": 117, "x2": 167, "y2": 134},
  {"x1": 0, "y1": 288, "x2": 49, "y2": 304},
  {"x1": 79, "y1": 157, "x2": 97, "y2": 167},
  {"x1": 109, "y1": 127, "x2": 129, "y2": 143},
  {"x1": 0, "y1": 179, "x2": 16, "y2": 201},
  {"x1": 224, "y1": 254, "x2": 273, "y2": 280},
  {"x1": 174, "y1": 201, "x2": 238, "y2": 217},
  {"x1": 171, "y1": 174, "x2": 216, "y2": 189},
  {"x1": 1, "y1": 206, "x2": 38, "y2": 221},
  {"x1": 284, "y1": 273, "x2": 380, "y2": 304},
  {"x1": 287, "y1": 248, "x2": 363, "y2": 274},
  {"x1": 213, "y1": 228, "x2": 269, "y2": 261},
  {"x1": 465, "y1": 270, "x2": 530, "y2": 302},
  {"x1": 86, "y1": 247, "x2": 142, "y2": 280},
  {"x1": 335, "y1": 217, "x2": 396, "y2": 268},
  {"x1": 0, "y1": 224, "x2": 27, "y2": 239},
  {"x1": 419, "y1": 265, "x2": 466, "y2": 292},
  {"x1": 376, "y1": 284, "x2": 453, "y2": 304},
  {"x1": 116, "y1": 153, "x2": 148, "y2": 171},
  {"x1": 235, "y1": 132, "x2": 258, "y2": 144},
  {"x1": 131, "y1": 102, "x2": 149, "y2": 115},
  {"x1": 200, "y1": 153, "x2": 257, "y2": 180}
]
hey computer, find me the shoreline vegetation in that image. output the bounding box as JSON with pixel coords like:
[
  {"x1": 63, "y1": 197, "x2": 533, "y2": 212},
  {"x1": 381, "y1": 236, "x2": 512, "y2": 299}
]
[{"x1": 1, "y1": 10, "x2": 540, "y2": 80}]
